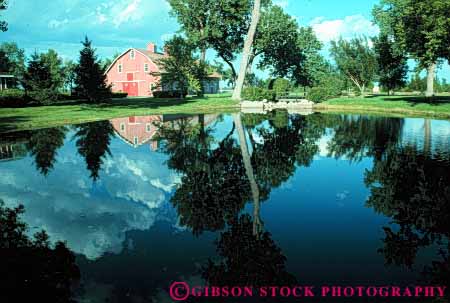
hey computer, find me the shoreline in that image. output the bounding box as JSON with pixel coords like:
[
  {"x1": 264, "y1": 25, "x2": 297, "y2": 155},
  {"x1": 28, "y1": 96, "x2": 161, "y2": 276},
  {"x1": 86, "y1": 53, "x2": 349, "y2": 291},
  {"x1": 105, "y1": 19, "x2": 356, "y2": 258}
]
[{"x1": 1, "y1": 96, "x2": 449, "y2": 133}]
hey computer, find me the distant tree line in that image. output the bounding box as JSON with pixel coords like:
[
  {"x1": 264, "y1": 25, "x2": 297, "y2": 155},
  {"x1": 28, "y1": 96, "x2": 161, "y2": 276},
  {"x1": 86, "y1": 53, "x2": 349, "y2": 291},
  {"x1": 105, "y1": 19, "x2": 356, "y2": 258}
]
[{"x1": 0, "y1": 37, "x2": 114, "y2": 107}]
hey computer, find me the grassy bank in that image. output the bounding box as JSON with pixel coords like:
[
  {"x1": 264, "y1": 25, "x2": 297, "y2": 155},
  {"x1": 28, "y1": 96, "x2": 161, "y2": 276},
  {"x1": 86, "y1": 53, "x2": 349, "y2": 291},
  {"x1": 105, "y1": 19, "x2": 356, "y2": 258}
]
[
  {"x1": 315, "y1": 94, "x2": 450, "y2": 119},
  {"x1": 0, "y1": 94, "x2": 239, "y2": 133},
  {"x1": 1, "y1": 93, "x2": 449, "y2": 133}
]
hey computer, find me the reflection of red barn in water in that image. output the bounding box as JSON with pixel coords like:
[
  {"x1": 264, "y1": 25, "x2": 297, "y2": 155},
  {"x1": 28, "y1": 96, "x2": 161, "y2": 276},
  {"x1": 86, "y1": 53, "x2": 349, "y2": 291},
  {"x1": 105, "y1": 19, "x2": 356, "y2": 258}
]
[
  {"x1": 111, "y1": 115, "x2": 162, "y2": 150},
  {"x1": 111, "y1": 114, "x2": 219, "y2": 151}
]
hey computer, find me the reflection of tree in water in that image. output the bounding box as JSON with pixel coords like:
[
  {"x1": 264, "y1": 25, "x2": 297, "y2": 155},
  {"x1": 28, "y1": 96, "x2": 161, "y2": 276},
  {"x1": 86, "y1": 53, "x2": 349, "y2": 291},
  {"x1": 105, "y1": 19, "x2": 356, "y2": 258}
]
[
  {"x1": 74, "y1": 121, "x2": 114, "y2": 181},
  {"x1": 27, "y1": 127, "x2": 67, "y2": 176},
  {"x1": 364, "y1": 144, "x2": 449, "y2": 288},
  {"x1": 328, "y1": 116, "x2": 404, "y2": 161},
  {"x1": 203, "y1": 214, "x2": 297, "y2": 288},
  {"x1": 0, "y1": 200, "x2": 80, "y2": 302},
  {"x1": 156, "y1": 116, "x2": 252, "y2": 236},
  {"x1": 157, "y1": 112, "x2": 328, "y2": 236},
  {"x1": 245, "y1": 112, "x2": 327, "y2": 195}
]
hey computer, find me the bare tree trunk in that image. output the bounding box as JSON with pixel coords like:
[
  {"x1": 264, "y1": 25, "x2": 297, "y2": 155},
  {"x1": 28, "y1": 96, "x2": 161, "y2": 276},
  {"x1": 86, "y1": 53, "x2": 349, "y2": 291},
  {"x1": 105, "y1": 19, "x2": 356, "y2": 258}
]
[
  {"x1": 247, "y1": 51, "x2": 255, "y2": 75},
  {"x1": 232, "y1": 0, "x2": 261, "y2": 101},
  {"x1": 426, "y1": 63, "x2": 436, "y2": 97},
  {"x1": 200, "y1": 47, "x2": 206, "y2": 63},
  {"x1": 361, "y1": 84, "x2": 365, "y2": 97},
  {"x1": 233, "y1": 113, "x2": 262, "y2": 237},
  {"x1": 424, "y1": 119, "x2": 431, "y2": 155}
]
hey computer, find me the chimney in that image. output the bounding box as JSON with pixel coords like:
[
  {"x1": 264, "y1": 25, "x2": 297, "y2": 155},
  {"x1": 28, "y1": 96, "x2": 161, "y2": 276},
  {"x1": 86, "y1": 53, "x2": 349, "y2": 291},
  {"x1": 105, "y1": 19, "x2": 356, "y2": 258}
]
[{"x1": 147, "y1": 42, "x2": 157, "y2": 53}]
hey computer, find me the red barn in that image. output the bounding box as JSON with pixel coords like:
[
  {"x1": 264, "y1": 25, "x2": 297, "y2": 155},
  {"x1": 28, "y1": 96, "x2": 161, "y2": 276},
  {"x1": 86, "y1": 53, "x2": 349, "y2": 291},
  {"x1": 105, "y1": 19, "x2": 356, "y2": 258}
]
[{"x1": 105, "y1": 42, "x2": 221, "y2": 97}]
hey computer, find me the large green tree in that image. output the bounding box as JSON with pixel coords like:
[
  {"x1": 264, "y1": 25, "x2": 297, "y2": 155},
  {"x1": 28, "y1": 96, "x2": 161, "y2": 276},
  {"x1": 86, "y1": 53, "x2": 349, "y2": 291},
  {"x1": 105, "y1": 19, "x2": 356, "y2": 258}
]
[
  {"x1": 167, "y1": 0, "x2": 211, "y2": 62},
  {"x1": 156, "y1": 36, "x2": 207, "y2": 97},
  {"x1": 373, "y1": 34, "x2": 408, "y2": 95},
  {"x1": 330, "y1": 37, "x2": 377, "y2": 96},
  {"x1": 23, "y1": 52, "x2": 60, "y2": 104},
  {"x1": 0, "y1": 0, "x2": 7, "y2": 32},
  {"x1": 250, "y1": 4, "x2": 299, "y2": 76},
  {"x1": 373, "y1": 0, "x2": 450, "y2": 97},
  {"x1": 74, "y1": 37, "x2": 111, "y2": 103},
  {"x1": 0, "y1": 42, "x2": 26, "y2": 86}
]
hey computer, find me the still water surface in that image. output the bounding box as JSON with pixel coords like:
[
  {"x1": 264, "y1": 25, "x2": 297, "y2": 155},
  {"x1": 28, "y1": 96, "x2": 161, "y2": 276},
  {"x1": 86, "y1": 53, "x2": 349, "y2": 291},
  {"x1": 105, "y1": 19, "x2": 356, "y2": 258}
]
[{"x1": 0, "y1": 112, "x2": 449, "y2": 302}]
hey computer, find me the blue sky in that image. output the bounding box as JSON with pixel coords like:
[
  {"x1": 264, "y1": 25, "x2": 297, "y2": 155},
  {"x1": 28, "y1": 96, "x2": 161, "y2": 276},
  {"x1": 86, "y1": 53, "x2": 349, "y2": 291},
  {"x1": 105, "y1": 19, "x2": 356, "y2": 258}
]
[{"x1": 2, "y1": 0, "x2": 449, "y2": 80}]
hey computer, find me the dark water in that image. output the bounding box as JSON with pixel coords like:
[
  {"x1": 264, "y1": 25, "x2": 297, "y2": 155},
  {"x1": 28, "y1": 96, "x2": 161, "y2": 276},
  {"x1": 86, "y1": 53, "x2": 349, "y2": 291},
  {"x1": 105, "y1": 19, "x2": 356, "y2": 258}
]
[{"x1": 0, "y1": 112, "x2": 449, "y2": 303}]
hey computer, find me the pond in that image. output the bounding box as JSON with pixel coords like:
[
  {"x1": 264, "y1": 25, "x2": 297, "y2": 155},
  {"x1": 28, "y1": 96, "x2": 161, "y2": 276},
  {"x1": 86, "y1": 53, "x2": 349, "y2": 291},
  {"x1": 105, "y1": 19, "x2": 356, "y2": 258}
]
[{"x1": 0, "y1": 111, "x2": 449, "y2": 302}]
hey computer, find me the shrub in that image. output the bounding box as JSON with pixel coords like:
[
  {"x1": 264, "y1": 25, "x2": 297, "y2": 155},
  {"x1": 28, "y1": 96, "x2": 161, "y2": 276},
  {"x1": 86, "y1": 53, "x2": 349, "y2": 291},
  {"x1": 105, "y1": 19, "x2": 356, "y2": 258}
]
[
  {"x1": 307, "y1": 87, "x2": 334, "y2": 103},
  {"x1": 272, "y1": 78, "x2": 291, "y2": 97},
  {"x1": 153, "y1": 90, "x2": 187, "y2": 98},
  {"x1": 242, "y1": 87, "x2": 276, "y2": 101},
  {"x1": 0, "y1": 89, "x2": 30, "y2": 108},
  {"x1": 111, "y1": 92, "x2": 128, "y2": 99}
]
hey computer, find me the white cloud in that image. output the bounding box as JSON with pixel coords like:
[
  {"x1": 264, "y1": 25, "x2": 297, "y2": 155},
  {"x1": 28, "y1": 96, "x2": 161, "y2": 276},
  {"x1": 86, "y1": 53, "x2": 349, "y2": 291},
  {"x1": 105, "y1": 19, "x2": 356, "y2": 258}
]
[
  {"x1": 310, "y1": 14, "x2": 379, "y2": 43},
  {"x1": 112, "y1": 0, "x2": 143, "y2": 28},
  {"x1": 48, "y1": 18, "x2": 69, "y2": 29}
]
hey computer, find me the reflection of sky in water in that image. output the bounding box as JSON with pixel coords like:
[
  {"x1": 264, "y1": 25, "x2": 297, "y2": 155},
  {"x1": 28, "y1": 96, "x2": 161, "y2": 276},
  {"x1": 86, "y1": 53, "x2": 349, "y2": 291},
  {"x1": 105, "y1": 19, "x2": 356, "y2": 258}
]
[
  {"x1": 0, "y1": 130, "x2": 180, "y2": 259},
  {"x1": 0, "y1": 114, "x2": 448, "y2": 289}
]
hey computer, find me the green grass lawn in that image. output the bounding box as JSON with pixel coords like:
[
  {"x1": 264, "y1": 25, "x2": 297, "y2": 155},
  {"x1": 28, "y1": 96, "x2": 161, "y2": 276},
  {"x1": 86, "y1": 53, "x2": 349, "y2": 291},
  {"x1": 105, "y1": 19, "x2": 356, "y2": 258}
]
[
  {"x1": 316, "y1": 94, "x2": 450, "y2": 119},
  {"x1": 0, "y1": 94, "x2": 239, "y2": 133},
  {"x1": 1, "y1": 93, "x2": 449, "y2": 133}
]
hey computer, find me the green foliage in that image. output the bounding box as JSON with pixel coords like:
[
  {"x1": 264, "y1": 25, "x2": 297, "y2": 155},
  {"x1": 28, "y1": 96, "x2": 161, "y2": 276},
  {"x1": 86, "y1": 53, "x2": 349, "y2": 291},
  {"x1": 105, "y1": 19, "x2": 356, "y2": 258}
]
[
  {"x1": 254, "y1": 4, "x2": 301, "y2": 76},
  {"x1": 62, "y1": 59, "x2": 77, "y2": 94},
  {"x1": 330, "y1": 37, "x2": 377, "y2": 95},
  {"x1": 168, "y1": 0, "x2": 253, "y2": 81},
  {"x1": 406, "y1": 73, "x2": 427, "y2": 92},
  {"x1": 0, "y1": 89, "x2": 29, "y2": 107},
  {"x1": 0, "y1": 200, "x2": 80, "y2": 302},
  {"x1": 23, "y1": 52, "x2": 61, "y2": 105},
  {"x1": 157, "y1": 36, "x2": 207, "y2": 97},
  {"x1": 373, "y1": 0, "x2": 450, "y2": 68},
  {"x1": 374, "y1": 34, "x2": 408, "y2": 94},
  {"x1": 242, "y1": 87, "x2": 276, "y2": 101},
  {"x1": 294, "y1": 26, "x2": 325, "y2": 87},
  {"x1": 153, "y1": 90, "x2": 187, "y2": 98},
  {"x1": 0, "y1": 0, "x2": 7, "y2": 32},
  {"x1": 0, "y1": 42, "x2": 26, "y2": 86},
  {"x1": 254, "y1": 5, "x2": 325, "y2": 88},
  {"x1": 111, "y1": 92, "x2": 128, "y2": 98},
  {"x1": 272, "y1": 78, "x2": 291, "y2": 96},
  {"x1": 307, "y1": 87, "x2": 334, "y2": 103},
  {"x1": 74, "y1": 36, "x2": 111, "y2": 103}
]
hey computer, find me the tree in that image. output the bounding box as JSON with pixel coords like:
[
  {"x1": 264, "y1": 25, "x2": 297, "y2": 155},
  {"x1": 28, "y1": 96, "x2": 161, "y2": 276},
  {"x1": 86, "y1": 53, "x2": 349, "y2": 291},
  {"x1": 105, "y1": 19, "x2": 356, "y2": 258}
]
[
  {"x1": 294, "y1": 27, "x2": 325, "y2": 87},
  {"x1": 0, "y1": 0, "x2": 7, "y2": 32},
  {"x1": 0, "y1": 42, "x2": 26, "y2": 87},
  {"x1": 167, "y1": 0, "x2": 211, "y2": 62},
  {"x1": 232, "y1": 0, "x2": 262, "y2": 100},
  {"x1": 74, "y1": 36, "x2": 111, "y2": 103},
  {"x1": 251, "y1": 4, "x2": 300, "y2": 77},
  {"x1": 330, "y1": 37, "x2": 377, "y2": 96},
  {"x1": 23, "y1": 52, "x2": 59, "y2": 104},
  {"x1": 373, "y1": 0, "x2": 450, "y2": 97},
  {"x1": 40, "y1": 49, "x2": 64, "y2": 91},
  {"x1": 373, "y1": 34, "x2": 408, "y2": 95},
  {"x1": 156, "y1": 36, "x2": 207, "y2": 98},
  {"x1": 62, "y1": 60, "x2": 76, "y2": 94}
]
